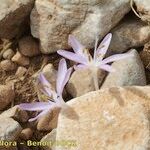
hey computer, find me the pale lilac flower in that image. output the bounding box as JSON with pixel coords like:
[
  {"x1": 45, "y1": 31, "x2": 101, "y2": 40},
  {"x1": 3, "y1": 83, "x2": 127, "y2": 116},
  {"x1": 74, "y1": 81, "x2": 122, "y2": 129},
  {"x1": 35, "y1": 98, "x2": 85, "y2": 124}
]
[
  {"x1": 57, "y1": 33, "x2": 132, "y2": 72},
  {"x1": 19, "y1": 59, "x2": 72, "y2": 122}
]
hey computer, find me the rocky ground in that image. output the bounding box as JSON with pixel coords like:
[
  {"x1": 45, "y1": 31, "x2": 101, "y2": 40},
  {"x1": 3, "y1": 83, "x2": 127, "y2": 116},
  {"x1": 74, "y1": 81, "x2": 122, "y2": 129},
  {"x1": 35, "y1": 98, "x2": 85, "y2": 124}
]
[{"x1": 0, "y1": 0, "x2": 150, "y2": 150}]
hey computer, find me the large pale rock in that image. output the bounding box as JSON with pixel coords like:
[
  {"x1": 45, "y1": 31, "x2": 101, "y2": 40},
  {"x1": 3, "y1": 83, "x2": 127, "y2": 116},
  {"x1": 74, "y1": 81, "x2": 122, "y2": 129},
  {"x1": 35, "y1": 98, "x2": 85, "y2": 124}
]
[
  {"x1": 134, "y1": 0, "x2": 150, "y2": 22},
  {"x1": 102, "y1": 49, "x2": 146, "y2": 88},
  {"x1": 40, "y1": 129, "x2": 56, "y2": 150},
  {"x1": 0, "y1": 118, "x2": 22, "y2": 141},
  {"x1": 0, "y1": 84, "x2": 15, "y2": 110},
  {"x1": 0, "y1": 0, "x2": 35, "y2": 39},
  {"x1": 110, "y1": 17, "x2": 150, "y2": 53},
  {"x1": 55, "y1": 86, "x2": 150, "y2": 150},
  {"x1": 31, "y1": 0, "x2": 131, "y2": 54},
  {"x1": 67, "y1": 68, "x2": 106, "y2": 98}
]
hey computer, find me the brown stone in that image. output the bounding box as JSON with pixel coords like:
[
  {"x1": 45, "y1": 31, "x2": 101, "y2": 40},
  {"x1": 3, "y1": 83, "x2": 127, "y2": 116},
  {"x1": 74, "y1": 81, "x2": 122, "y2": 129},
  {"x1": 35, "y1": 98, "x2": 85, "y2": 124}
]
[{"x1": 19, "y1": 36, "x2": 40, "y2": 57}]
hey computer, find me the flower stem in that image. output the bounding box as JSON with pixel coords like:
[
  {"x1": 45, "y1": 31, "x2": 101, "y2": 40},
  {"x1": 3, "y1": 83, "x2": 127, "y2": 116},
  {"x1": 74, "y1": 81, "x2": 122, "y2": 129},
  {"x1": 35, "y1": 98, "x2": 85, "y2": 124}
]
[{"x1": 92, "y1": 67, "x2": 99, "y2": 91}]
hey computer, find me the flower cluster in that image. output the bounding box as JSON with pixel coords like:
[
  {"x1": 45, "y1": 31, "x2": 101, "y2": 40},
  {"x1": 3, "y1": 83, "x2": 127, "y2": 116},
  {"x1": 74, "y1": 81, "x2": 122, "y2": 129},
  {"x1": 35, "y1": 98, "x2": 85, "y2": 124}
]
[
  {"x1": 58, "y1": 33, "x2": 132, "y2": 72},
  {"x1": 58, "y1": 33, "x2": 132, "y2": 90},
  {"x1": 20, "y1": 33, "x2": 133, "y2": 122},
  {"x1": 19, "y1": 59, "x2": 72, "y2": 122}
]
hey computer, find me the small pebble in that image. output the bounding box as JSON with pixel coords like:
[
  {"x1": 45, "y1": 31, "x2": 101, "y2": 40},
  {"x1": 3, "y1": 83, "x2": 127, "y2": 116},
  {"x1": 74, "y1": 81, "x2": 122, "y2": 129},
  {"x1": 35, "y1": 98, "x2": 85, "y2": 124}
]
[
  {"x1": 20, "y1": 128, "x2": 33, "y2": 140},
  {"x1": 15, "y1": 66, "x2": 27, "y2": 77},
  {"x1": 0, "y1": 60, "x2": 17, "y2": 71},
  {"x1": 3, "y1": 49, "x2": 15, "y2": 60},
  {"x1": 12, "y1": 51, "x2": 30, "y2": 66},
  {"x1": 19, "y1": 36, "x2": 40, "y2": 57}
]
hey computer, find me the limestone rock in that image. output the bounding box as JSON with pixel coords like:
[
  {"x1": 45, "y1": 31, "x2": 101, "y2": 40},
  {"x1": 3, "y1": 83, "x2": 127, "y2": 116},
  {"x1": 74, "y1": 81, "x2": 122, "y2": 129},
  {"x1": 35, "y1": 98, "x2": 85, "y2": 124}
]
[
  {"x1": 0, "y1": 60, "x2": 17, "y2": 71},
  {"x1": 134, "y1": 0, "x2": 150, "y2": 23},
  {"x1": 102, "y1": 49, "x2": 146, "y2": 88},
  {"x1": 0, "y1": 118, "x2": 22, "y2": 141},
  {"x1": 0, "y1": 84, "x2": 15, "y2": 110},
  {"x1": 55, "y1": 86, "x2": 150, "y2": 150},
  {"x1": 19, "y1": 36, "x2": 40, "y2": 57},
  {"x1": 0, "y1": 105, "x2": 29, "y2": 123},
  {"x1": 110, "y1": 17, "x2": 150, "y2": 53},
  {"x1": 0, "y1": 0, "x2": 35, "y2": 39},
  {"x1": 67, "y1": 68, "x2": 105, "y2": 98},
  {"x1": 31, "y1": 0, "x2": 131, "y2": 53},
  {"x1": 12, "y1": 51, "x2": 30, "y2": 66}
]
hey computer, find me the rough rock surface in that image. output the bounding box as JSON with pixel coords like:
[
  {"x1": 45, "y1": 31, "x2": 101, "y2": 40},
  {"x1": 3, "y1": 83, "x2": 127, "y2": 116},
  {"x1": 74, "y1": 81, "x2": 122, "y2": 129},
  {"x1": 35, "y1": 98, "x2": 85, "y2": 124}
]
[
  {"x1": 67, "y1": 68, "x2": 105, "y2": 98},
  {"x1": 0, "y1": 118, "x2": 22, "y2": 141},
  {"x1": 0, "y1": 84, "x2": 15, "y2": 110},
  {"x1": 110, "y1": 17, "x2": 150, "y2": 53},
  {"x1": 134, "y1": 0, "x2": 150, "y2": 23},
  {"x1": 0, "y1": 0, "x2": 35, "y2": 39},
  {"x1": 31, "y1": 0, "x2": 131, "y2": 53},
  {"x1": 42, "y1": 63, "x2": 57, "y2": 86},
  {"x1": 19, "y1": 36, "x2": 40, "y2": 57},
  {"x1": 0, "y1": 105, "x2": 29, "y2": 123},
  {"x1": 55, "y1": 86, "x2": 150, "y2": 150},
  {"x1": 102, "y1": 49, "x2": 146, "y2": 88}
]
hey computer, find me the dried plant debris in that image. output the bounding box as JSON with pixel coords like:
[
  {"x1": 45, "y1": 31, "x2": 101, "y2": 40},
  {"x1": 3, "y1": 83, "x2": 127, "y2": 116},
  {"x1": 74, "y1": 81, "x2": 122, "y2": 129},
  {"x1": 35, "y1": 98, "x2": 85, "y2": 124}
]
[{"x1": 130, "y1": 0, "x2": 150, "y2": 24}]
